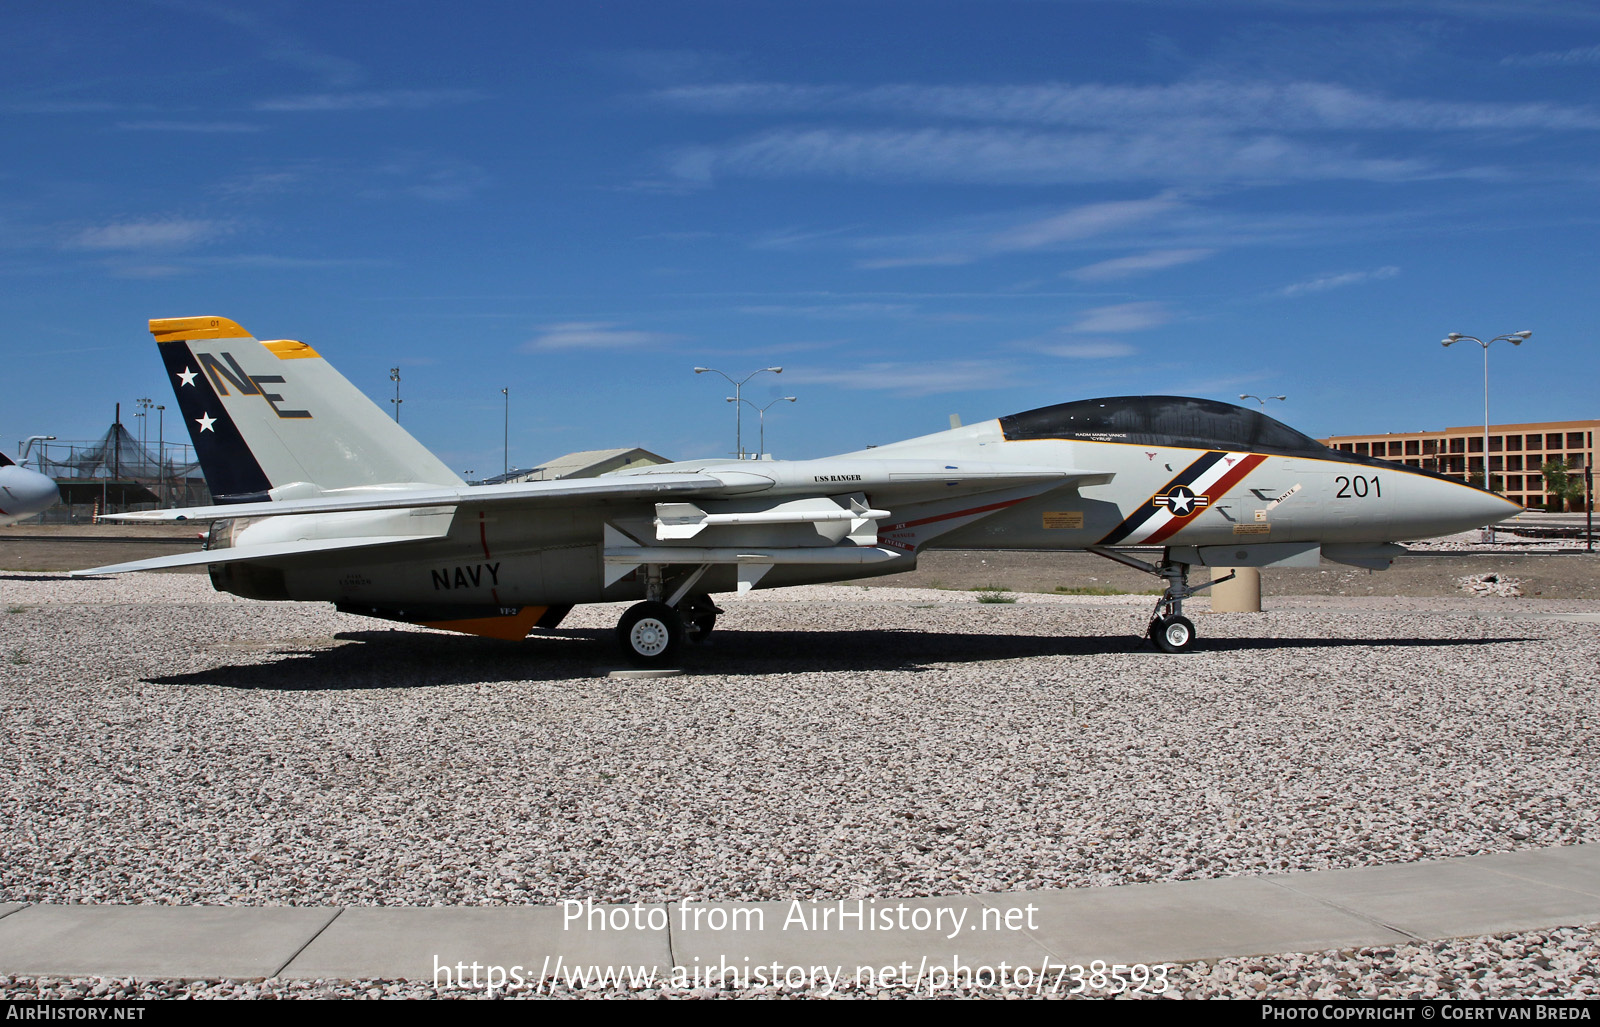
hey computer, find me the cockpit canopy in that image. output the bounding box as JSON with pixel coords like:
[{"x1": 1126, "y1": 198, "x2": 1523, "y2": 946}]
[{"x1": 999, "y1": 396, "x2": 1332, "y2": 459}]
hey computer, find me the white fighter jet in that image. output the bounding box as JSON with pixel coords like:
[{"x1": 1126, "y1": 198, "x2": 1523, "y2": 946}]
[
  {"x1": 0, "y1": 451, "x2": 60, "y2": 525},
  {"x1": 79, "y1": 316, "x2": 1518, "y2": 662}
]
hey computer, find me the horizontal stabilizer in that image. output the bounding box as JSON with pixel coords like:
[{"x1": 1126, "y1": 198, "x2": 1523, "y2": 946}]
[{"x1": 72, "y1": 533, "x2": 443, "y2": 577}]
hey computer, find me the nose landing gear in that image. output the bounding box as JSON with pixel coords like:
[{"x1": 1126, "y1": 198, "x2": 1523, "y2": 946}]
[{"x1": 1087, "y1": 546, "x2": 1235, "y2": 653}]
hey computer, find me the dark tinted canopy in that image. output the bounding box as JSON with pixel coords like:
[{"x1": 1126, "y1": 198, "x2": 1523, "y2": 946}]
[{"x1": 999, "y1": 396, "x2": 1331, "y2": 458}]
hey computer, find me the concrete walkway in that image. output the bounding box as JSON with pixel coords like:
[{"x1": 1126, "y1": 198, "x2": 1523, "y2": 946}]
[{"x1": 1, "y1": 846, "x2": 1596, "y2": 982}]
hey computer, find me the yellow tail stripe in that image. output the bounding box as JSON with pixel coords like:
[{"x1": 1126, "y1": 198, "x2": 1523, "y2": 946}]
[
  {"x1": 261, "y1": 339, "x2": 321, "y2": 359},
  {"x1": 149, "y1": 316, "x2": 253, "y2": 343}
]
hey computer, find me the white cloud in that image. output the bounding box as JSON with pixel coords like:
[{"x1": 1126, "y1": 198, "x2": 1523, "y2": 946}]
[
  {"x1": 855, "y1": 253, "x2": 973, "y2": 269},
  {"x1": 1035, "y1": 341, "x2": 1139, "y2": 359},
  {"x1": 254, "y1": 90, "x2": 484, "y2": 112},
  {"x1": 1502, "y1": 44, "x2": 1600, "y2": 66},
  {"x1": 591, "y1": 49, "x2": 737, "y2": 84},
  {"x1": 213, "y1": 157, "x2": 489, "y2": 204},
  {"x1": 671, "y1": 128, "x2": 1436, "y2": 186},
  {"x1": 67, "y1": 218, "x2": 230, "y2": 251},
  {"x1": 108, "y1": 264, "x2": 189, "y2": 279},
  {"x1": 115, "y1": 121, "x2": 263, "y2": 133},
  {"x1": 851, "y1": 193, "x2": 1194, "y2": 269},
  {"x1": 657, "y1": 79, "x2": 1600, "y2": 133},
  {"x1": 153, "y1": 0, "x2": 364, "y2": 86},
  {"x1": 362, "y1": 157, "x2": 489, "y2": 202},
  {"x1": 1067, "y1": 302, "x2": 1174, "y2": 333},
  {"x1": 736, "y1": 302, "x2": 916, "y2": 319},
  {"x1": 1278, "y1": 265, "x2": 1400, "y2": 297},
  {"x1": 990, "y1": 196, "x2": 1187, "y2": 250},
  {"x1": 1066, "y1": 248, "x2": 1215, "y2": 281},
  {"x1": 522, "y1": 322, "x2": 678, "y2": 351},
  {"x1": 783, "y1": 360, "x2": 1019, "y2": 396},
  {"x1": 213, "y1": 168, "x2": 313, "y2": 199}
]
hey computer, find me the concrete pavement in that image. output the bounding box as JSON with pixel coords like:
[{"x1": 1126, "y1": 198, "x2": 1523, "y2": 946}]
[{"x1": 1, "y1": 845, "x2": 1597, "y2": 983}]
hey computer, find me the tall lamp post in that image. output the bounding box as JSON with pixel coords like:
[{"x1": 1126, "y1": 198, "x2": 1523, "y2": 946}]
[
  {"x1": 1442, "y1": 330, "x2": 1531, "y2": 542},
  {"x1": 389, "y1": 368, "x2": 402, "y2": 423},
  {"x1": 695, "y1": 365, "x2": 783, "y2": 458},
  {"x1": 135, "y1": 396, "x2": 154, "y2": 455},
  {"x1": 727, "y1": 396, "x2": 797, "y2": 459},
  {"x1": 156, "y1": 405, "x2": 166, "y2": 506},
  {"x1": 501, "y1": 388, "x2": 509, "y2": 477},
  {"x1": 1239, "y1": 394, "x2": 1286, "y2": 408}
]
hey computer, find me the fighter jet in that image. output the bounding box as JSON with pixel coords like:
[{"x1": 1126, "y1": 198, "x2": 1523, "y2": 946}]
[
  {"x1": 78, "y1": 316, "x2": 1518, "y2": 662},
  {"x1": 0, "y1": 451, "x2": 60, "y2": 525}
]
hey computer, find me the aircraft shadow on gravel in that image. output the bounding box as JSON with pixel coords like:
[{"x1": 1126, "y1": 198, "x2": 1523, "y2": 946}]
[{"x1": 142, "y1": 626, "x2": 1533, "y2": 691}]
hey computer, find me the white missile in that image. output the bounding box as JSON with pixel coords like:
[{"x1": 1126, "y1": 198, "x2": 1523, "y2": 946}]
[{"x1": 654, "y1": 498, "x2": 889, "y2": 540}]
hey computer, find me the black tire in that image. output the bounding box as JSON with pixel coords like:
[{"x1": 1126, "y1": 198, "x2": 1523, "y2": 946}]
[
  {"x1": 685, "y1": 611, "x2": 717, "y2": 643},
  {"x1": 682, "y1": 594, "x2": 721, "y2": 644},
  {"x1": 1150, "y1": 615, "x2": 1196, "y2": 654},
  {"x1": 618, "y1": 601, "x2": 683, "y2": 666}
]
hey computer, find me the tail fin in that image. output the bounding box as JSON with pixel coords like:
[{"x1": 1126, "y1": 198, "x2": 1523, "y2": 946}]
[{"x1": 152, "y1": 316, "x2": 462, "y2": 502}]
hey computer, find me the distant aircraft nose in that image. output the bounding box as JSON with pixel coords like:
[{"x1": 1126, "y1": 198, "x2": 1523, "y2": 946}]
[
  {"x1": 1, "y1": 467, "x2": 60, "y2": 521},
  {"x1": 20, "y1": 468, "x2": 61, "y2": 512}
]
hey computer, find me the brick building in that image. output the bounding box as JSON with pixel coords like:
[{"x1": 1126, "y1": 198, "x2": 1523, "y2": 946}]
[{"x1": 1319, "y1": 420, "x2": 1596, "y2": 511}]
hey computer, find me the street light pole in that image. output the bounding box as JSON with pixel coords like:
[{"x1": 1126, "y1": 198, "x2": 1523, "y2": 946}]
[
  {"x1": 695, "y1": 365, "x2": 783, "y2": 458},
  {"x1": 136, "y1": 396, "x2": 153, "y2": 456},
  {"x1": 728, "y1": 396, "x2": 797, "y2": 459},
  {"x1": 156, "y1": 405, "x2": 165, "y2": 507},
  {"x1": 389, "y1": 368, "x2": 402, "y2": 423},
  {"x1": 501, "y1": 388, "x2": 509, "y2": 476},
  {"x1": 1442, "y1": 330, "x2": 1531, "y2": 542}
]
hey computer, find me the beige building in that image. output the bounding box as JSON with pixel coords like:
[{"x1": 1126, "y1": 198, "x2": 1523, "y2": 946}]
[{"x1": 1319, "y1": 420, "x2": 1596, "y2": 511}]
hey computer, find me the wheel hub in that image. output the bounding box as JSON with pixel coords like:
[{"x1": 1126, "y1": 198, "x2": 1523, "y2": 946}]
[{"x1": 630, "y1": 618, "x2": 669, "y2": 655}]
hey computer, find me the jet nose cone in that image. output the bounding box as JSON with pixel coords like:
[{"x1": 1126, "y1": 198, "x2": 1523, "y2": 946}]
[
  {"x1": 1381, "y1": 468, "x2": 1522, "y2": 541},
  {"x1": 1435, "y1": 480, "x2": 1522, "y2": 536}
]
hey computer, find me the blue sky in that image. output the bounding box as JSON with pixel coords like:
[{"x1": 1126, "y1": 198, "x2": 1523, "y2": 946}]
[{"x1": 5, "y1": 0, "x2": 1599, "y2": 475}]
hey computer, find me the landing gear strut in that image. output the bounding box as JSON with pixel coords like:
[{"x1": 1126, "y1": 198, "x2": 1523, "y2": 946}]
[
  {"x1": 1148, "y1": 559, "x2": 1198, "y2": 654},
  {"x1": 1086, "y1": 547, "x2": 1235, "y2": 654}
]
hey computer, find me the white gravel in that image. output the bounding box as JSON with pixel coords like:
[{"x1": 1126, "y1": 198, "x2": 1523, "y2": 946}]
[{"x1": 2, "y1": 571, "x2": 1598, "y2": 998}]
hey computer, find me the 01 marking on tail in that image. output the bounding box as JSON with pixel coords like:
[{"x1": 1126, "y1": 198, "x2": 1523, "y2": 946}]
[{"x1": 78, "y1": 315, "x2": 1522, "y2": 664}]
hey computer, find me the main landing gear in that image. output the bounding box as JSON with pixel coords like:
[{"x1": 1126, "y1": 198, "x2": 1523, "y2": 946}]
[
  {"x1": 1086, "y1": 547, "x2": 1235, "y2": 654},
  {"x1": 616, "y1": 583, "x2": 724, "y2": 666}
]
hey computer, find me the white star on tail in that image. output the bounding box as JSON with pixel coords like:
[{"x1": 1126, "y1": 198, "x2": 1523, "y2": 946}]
[
  {"x1": 196, "y1": 413, "x2": 216, "y2": 433},
  {"x1": 177, "y1": 368, "x2": 197, "y2": 387}
]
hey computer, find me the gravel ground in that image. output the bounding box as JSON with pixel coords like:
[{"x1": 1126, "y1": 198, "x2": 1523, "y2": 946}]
[{"x1": 2, "y1": 572, "x2": 1598, "y2": 998}]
